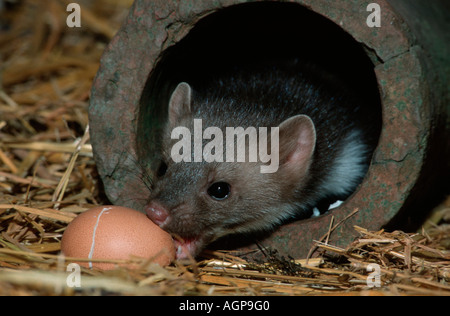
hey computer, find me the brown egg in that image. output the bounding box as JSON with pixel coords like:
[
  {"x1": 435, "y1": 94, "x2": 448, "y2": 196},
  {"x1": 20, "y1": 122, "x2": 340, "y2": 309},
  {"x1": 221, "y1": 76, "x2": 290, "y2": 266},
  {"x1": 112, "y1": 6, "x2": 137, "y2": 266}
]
[{"x1": 61, "y1": 206, "x2": 175, "y2": 270}]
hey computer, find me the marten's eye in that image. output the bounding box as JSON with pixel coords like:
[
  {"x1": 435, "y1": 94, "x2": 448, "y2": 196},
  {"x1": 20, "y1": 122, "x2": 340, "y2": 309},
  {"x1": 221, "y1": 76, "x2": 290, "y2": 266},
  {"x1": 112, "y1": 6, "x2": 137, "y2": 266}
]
[
  {"x1": 207, "y1": 182, "x2": 231, "y2": 201},
  {"x1": 156, "y1": 161, "x2": 168, "y2": 178}
]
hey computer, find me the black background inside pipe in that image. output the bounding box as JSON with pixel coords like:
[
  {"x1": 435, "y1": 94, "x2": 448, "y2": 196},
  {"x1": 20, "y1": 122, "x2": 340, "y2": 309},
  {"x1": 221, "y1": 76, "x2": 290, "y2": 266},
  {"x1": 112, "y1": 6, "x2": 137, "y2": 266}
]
[{"x1": 138, "y1": 2, "x2": 382, "y2": 173}]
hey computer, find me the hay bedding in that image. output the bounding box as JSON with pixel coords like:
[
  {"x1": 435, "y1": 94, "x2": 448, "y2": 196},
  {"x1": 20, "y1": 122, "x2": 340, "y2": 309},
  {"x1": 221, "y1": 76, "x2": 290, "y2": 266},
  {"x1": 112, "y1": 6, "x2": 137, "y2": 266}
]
[{"x1": 0, "y1": 0, "x2": 449, "y2": 296}]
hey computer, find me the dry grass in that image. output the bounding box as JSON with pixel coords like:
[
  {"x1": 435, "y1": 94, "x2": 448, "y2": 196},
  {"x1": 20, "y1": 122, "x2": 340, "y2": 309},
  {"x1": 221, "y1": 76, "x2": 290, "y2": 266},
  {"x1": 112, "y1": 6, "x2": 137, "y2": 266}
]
[{"x1": 0, "y1": 0, "x2": 449, "y2": 296}]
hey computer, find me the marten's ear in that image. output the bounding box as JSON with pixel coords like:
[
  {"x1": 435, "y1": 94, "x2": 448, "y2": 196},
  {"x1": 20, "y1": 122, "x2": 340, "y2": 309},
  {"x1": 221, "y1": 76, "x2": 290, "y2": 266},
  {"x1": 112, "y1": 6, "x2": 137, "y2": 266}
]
[
  {"x1": 168, "y1": 82, "x2": 192, "y2": 127},
  {"x1": 278, "y1": 115, "x2": 316, "y2": 173}
]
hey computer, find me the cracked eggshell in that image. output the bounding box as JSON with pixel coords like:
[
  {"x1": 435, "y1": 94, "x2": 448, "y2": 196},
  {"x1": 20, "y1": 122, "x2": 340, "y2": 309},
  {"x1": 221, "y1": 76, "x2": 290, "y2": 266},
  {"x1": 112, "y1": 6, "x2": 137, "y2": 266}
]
[{"x1": 61, "y1": 206, "x2": 175, "y2": 270}]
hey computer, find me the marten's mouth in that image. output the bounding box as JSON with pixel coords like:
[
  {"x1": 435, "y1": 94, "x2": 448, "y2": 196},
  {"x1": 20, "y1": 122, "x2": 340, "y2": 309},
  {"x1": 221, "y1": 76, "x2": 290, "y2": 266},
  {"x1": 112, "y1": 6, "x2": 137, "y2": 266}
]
[{"x1": 173, "y1": 237, "x2": 203, "y2": 260}]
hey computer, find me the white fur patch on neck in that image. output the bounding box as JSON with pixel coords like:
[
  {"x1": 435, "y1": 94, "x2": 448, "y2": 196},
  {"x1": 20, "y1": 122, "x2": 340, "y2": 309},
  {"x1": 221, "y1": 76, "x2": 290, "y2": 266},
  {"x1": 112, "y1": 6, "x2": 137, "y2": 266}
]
[{"x1": 318, "y1": 130, "x2": 369, "y2": 199}]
